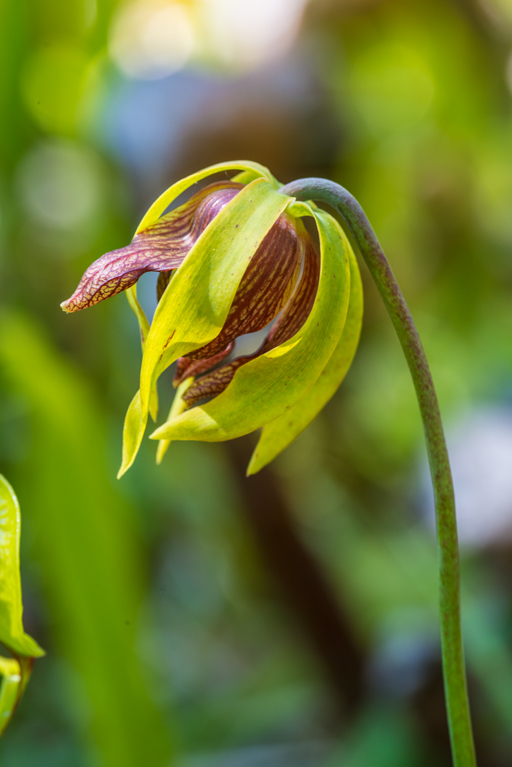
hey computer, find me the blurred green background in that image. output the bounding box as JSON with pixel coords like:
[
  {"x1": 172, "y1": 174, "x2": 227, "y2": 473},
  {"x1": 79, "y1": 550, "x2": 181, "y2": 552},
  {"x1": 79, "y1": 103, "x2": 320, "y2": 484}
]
[{"x1": 2, "y1": 0, "x2": 512, "y2": 764}]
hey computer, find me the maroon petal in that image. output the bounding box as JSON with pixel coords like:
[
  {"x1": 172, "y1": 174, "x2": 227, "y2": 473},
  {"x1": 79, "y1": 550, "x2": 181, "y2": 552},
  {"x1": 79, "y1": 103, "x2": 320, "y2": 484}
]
[
  {"x1": 185, "y1": 212, "x2": 305, "y2": 361},
  {"x1": 182, "y1": 230, "x2": 320, "y2": 407},
  {"x1": 156, "y1": 270, "x2": 173, "y2": 302},
  {"x1": 173, "y1": 342, "x2": 234, "y2": 387},
  {"x1": 259, "y1": 232, "x2": 320, "y2": 353},
  {"x1": 182, "y1": 357, "x2": 249, "y2": 407},
  {"x1": 61, "y1": 181, "x2": 242, "y2": 313}
]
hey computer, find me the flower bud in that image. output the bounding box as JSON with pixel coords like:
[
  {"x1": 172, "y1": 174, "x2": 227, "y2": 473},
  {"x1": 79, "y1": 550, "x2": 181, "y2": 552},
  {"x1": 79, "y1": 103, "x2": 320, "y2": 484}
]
[{"x1": 61, "y1": 161, "x2": 363, "y2": 475}]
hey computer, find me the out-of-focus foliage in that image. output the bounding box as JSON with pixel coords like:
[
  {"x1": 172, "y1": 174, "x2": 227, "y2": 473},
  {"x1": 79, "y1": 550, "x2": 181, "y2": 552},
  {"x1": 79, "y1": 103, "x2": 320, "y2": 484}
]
[
  {"x1": 0, "y1": 475, "x2": 44, "y2": 737},
  {"x1": 0, "y1": 313, "x2": 172, "y2": 764},
  {"x1": 1, "y1": 0, "x2": 512, "y2": 765},
  {"x1": 0, "y1": 475, "x2": 43, "y2": 659}
]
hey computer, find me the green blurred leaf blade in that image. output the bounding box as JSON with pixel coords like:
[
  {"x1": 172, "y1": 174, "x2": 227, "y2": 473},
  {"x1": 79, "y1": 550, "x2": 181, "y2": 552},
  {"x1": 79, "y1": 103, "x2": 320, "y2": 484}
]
[{"x1": 0, "y1": 475, "x2": 44, "y2": 658}]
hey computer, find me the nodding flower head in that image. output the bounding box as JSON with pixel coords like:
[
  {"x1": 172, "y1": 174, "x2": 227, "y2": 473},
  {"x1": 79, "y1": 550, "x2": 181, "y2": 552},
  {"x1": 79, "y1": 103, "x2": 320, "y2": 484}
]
[{"x1": 61, "y1": 161, "x2": 363, "y2": 476}]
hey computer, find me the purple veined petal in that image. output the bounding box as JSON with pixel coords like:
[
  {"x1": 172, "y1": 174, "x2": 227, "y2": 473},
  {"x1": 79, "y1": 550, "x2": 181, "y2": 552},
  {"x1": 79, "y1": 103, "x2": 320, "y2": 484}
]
[
  {"x1": 259, "y1": 232, "x2": 320, "y2": 353},
  {"x1": 185, "y1": 212, "x2": 306, "y2": 361},
  {"x1": 173, "y1": 342, "x2": 235, "y2": 387},
  {"x1": 182, "y1": 356, "x2": 250, "y2": 407},
  {"x1": 182, "y1": 232, "x2": 320, "y2": 407},
  {"x1": 60, "y1": 181, "x2": 243, "y2": 313}
]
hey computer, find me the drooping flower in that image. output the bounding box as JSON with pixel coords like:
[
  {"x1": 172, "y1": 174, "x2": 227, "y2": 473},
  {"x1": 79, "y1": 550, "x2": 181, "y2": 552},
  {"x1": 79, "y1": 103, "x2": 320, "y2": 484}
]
[{"x1": 61, "y1": 161, "x2": 363, "y2": 476}]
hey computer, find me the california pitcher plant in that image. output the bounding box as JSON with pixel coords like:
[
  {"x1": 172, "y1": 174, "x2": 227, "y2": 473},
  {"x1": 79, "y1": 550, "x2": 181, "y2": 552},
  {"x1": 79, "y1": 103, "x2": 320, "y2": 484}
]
[{"x1": 62, "y1": 160, "x2": 477, "y2": 767}]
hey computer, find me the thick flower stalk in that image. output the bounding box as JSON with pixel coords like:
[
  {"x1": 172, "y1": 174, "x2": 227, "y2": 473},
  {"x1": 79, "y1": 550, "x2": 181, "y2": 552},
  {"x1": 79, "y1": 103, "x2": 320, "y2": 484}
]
[{"x1": 62, "y1": 161, "x2": 363, "y2": 477}]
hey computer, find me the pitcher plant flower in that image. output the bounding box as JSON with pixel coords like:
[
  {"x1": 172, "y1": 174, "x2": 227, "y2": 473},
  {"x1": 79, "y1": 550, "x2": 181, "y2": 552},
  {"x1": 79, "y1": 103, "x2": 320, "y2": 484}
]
[{"x1": 61, "y1": 161, "x2": 363, "y2": 478}]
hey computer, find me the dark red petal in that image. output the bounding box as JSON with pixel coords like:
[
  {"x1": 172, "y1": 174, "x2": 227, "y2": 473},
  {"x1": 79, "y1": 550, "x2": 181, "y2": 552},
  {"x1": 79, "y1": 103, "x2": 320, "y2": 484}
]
[
  {"x1": 61, "y1": 181, "x2": 242, "y2": 313},
  {"x1": 259, "y1": 233, "x2": 320, "y2": 353},
  {"x1": 182, "y1": 357, "x2": 248, "y2": 407},
  {"x1": 156, "y1": 270, "x2": 173, "y2": 302},
  {"x1": 173, "y1": 342, "x2": 234, "y2": 387}
]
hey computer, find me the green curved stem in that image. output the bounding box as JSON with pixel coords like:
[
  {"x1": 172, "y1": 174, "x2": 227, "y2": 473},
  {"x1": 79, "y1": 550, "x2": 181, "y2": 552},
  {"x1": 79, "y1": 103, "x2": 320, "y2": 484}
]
[{"x1": 280, "y1": 178, "x2": 476, "y2": 767}]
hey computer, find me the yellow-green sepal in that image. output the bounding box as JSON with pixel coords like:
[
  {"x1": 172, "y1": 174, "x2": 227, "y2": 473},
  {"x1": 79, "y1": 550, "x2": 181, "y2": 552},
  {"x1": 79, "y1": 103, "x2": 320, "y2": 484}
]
[
  {"x1": 286, "y1": 200, "x2": 320, "y2": 217},
  {"x1": 135, "y1": 160, "x2": 277, "y2": 233},
  {"x1": 232, "y1": 169, "x2": 282, "y2": 189},
  {"x1": 149, "y1": 206, "x2": 351, "y2": 445},
  {"x1": 126, "y1": 286, "x2": 150, "y2": 345},
  {"x1": 126, "y1": 286, "x2": 158, "y2": 421},
  {"x1": 155, "y1": 376, "x2": 194, "y2": 465},
  {"x1": 248, "y1": 242, "x2": 363, "y2": 474},
  {"x1": 118, "y1": 178, "x2": 293, "y2": 476},
  {"x1": 119, "y1": 390, "x2": 144, "y2": 479}
]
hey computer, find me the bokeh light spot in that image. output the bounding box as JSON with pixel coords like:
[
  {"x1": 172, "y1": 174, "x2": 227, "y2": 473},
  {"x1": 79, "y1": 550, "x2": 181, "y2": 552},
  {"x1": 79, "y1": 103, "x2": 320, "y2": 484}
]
[
  {"x1": 110, "y1": 0, "x2": 195, "y2": 80},
  {"x1": 17, "y1": 140, "x2": 105, "y2": 233},
  {"x1": 199, "y1": 0, "x2": 308, "y2": 71}
]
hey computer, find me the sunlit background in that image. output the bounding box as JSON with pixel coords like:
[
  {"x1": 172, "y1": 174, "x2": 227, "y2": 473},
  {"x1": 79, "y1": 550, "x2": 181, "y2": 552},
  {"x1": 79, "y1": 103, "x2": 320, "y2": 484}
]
[{"x1": 2, "y1": 0, "x2": 512, "y2": 764}]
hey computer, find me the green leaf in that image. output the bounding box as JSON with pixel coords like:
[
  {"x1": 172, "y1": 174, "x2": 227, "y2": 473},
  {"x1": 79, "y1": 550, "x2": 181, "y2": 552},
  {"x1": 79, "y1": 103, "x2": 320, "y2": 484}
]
[
  {"x1": 0, "y1": 656, "x2": 22, "y2": 738},
  {"x1": 149, "y1": 207, "x2": 351, "y2": 447},
  {"x1": 119, "y1": 178, "x2": 292, "y2": 476},
  {"x1": 247, "y1": 242, "x2": 363, "y2": 474},
  {"x1": 0, "y1": 476, "x2": 43, "y2": 738},
  {"x1": 0, "y1": 474, "x2": 44, "y2": 658}
]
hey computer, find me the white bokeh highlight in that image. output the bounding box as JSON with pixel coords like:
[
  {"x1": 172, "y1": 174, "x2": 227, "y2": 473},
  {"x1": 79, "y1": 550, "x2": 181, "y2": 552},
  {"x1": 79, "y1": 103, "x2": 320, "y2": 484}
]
[
  {"x1": 109, "y1": 0, "x2": 308, "y2": 79},
  {"x1": 16, "y1": 140, "x2": 105, "y2": 231},
  {"x1": 110, "y1": 0, "x2": 196, "y2": 80},
  {"x1": 200, "y1": 0, "x2": 308, "y2": 70}
]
